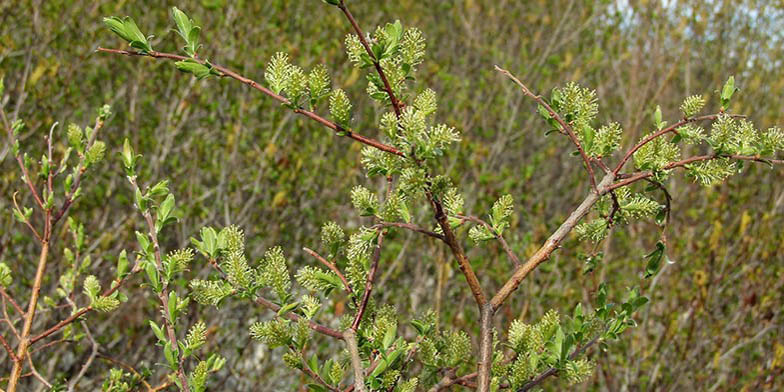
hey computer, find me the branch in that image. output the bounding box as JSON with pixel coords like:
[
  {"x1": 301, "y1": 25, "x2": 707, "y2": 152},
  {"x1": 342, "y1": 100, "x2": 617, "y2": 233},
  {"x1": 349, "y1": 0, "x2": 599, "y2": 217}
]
[
  {"x1": 429, "y1": 193, "x2": 487, "y2": 306},
  {"x1": 491, "y1": 172, "x2": 616, "y2": 310},
  {"x1": 612, "y1": 113, "x2": 746, "y2": 175},
  {"x1": 0, "y1": 332, "x2": 18, "y2": 362},
  {"x1": 607, "y1": 154, "x2": 784, "y2": 193},
  {"x1": 96, "y1": 48, "x2": 403, "y2": 157},
  {"x1": 344, "y1": 329, "x2": 367, "y2": 392},
  {"x1": 337, "y1": 1, "x2": 404, "y2": 117},
  {"x1": 299, "y1": 356, "x2": 341, "y2": 392},
  {"x1": 1, "y1": 107, "x2": 44, "y2": 209},
  {"x1": 495, "y1": 65, "x2": 598, "y2": 193},
  {"x1": 0, "y1": 288, "x2": 25, "y2": 317},
  {"x1": 31, "y1": 268, "x2": 138, "y2": 345},
  {"x1": 456, "y1": 215, "x2": 521, "y2": 268},
  {"x1": 518, "y1": 336, "x2": 599, "y2": 391},
  {"x1": 372, "y1": 221, "x2": 445, "y2": 241},
  {"x1": 52, "y1": 114, "x2": 107, "y2": 225},
  {"x1": 351, "y1": 230, "x2": 386, "y2": 330},
  {"x1": 254, "y1": 296, "x2": 344, "y2": 340},
  {"x1": 303, "y1": 247, "x2": 356, "y2": 305}
]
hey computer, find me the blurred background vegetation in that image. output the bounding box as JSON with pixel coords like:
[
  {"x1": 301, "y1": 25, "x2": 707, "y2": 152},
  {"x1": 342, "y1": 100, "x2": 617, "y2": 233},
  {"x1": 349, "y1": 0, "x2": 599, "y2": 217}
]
[{"x1": 1, "y1": 0, "x2": 782, "y2": 390}]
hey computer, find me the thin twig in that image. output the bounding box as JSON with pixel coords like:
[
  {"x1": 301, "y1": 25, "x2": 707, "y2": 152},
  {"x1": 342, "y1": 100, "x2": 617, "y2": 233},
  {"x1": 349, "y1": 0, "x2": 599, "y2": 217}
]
[
  {"x1": 372, "y1": 221, "x2": 445, "y2": 241},
  {"x1": 351, "y1": 230, "x2": 386, "y2": 330},
  {"x1": 0, "y1": 333, "x2": 18, "y2": 362},
  {"x1": 303, "y1": 247, "x2": 356, "y2": 305},
  {"x1": 518, "y1": 337, "x2": 600, "y2": 391},
  {"x1": 0, "y1": 288, "x2": 24, "y2": 317},
  {"x1": 337, "y1": 0, "x2": 404, "y2": 117},
  {"x1": 96, "y1": 48, "x2": 403, "y2": 157},
  {"x1": 254, "y1": 296, "x2": 344, "y2": 340},
  {"x1": 495, "y1": 65, "x2": 598, "y2": 193},
  {"x1": 456, "y1": 215, "x2": 521, "y2": 268},
  {"x1": 612, "y1": 114, "x2": 746, "y2": 175}
]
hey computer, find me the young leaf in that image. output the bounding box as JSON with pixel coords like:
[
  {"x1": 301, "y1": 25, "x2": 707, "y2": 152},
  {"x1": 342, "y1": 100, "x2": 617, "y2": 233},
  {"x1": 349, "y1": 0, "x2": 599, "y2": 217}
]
[{"x1": 643, "y1": 241, "x2": 665, "y2": 278}]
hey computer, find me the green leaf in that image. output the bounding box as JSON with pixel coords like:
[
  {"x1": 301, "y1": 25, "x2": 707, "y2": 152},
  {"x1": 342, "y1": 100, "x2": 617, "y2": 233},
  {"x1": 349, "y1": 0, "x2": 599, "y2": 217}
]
[
  {"x1": 720, "y1": 76, "x2": 737, "y2": 109},
  {"x1": 277, "y1": 302, "x2": 298, "y2": 317},
  {"x1": 643, "y1": 241, "x2": 665, "y2": 278},
  {"x1": 382, "y1": 322, "x2": 396, "y2": 350},
  {"x1": 171, "y1": 7, "x2": 200, "y2": 56},
  {"x1": 103, "y1": 16, "x2": 152, "y2": 53},
  {"x1": 149, "y1": 320, "x2": 166, "y2": 343},
  {"x1": 175, "y1": 59, "x2": 216, "y2": 80}
]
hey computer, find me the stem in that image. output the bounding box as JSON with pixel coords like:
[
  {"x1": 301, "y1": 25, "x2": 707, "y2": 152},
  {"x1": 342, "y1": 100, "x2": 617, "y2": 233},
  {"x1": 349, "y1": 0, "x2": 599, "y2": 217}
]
[
  {"x1": 351, "y1": 230, "x2": 386, "y2": 330},
  {"x1": 456, "y1": 215, "x2": 521, "y2": 268},
  {"x1": 491, "y1": 173, "x2": 616, "y2": 310},
  {"x1": 429, "y1": 193, "x2": 487, "y2": 307},
  {"x1": 337, "y1": 1, "x2": 403, "y2": 117},
  {"x1": 612, "y1": 114, "x2": 745, "y2": 175},
  {"x1": 96, "y1": 48, "x2": 403, "y2": 157},
  {"x1": 303, "y1": 247, "x2": 356, "y2": 304},
  {"x1": 254, "y1": 296, "x2": 344, "y2": 340},
  {"x1": 344, "y1": 329, "x2": 367, "y2": 392},
  {"x1": 495, "y1": 65, "x2": 598, "y2": 193},
  {"x1": 477, "y1": 304, "x2": 494, "y2": 392},
  {"x1": 31, "y1": 270, "x2": 136, "y2": 345},
  {"x1": 8, "y1": 240, "x2": 49, "y2": 392},
  {"x1": 372, "y1": 222, "x2": 445, "y2": 241}
]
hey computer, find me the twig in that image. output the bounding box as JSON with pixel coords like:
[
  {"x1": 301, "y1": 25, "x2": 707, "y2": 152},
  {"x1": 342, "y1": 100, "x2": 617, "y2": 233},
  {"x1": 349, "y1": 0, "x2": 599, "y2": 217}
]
[
  {"x1": 66, "y1": 320, "x2": 98, "y2": 392},
  {"x1": 337, "y1": 0, "x2": 404, "y2": 116},
  {"x1": 429, "y1": 193, "x2": 487, "y2": 306},
  {"x1": 612, "y1": 114, "x2": 746, "y2": 175},
  {"x1": 53, "y1": 114, "x2": 107, "y2": 225},
  {"x1": 0, "y1": 333, "x2": 18, "y2": 362},
  {"x1": 134, "y1": 178, "x2": 190, "y2": 392},
  {"x1": 495, "y1": 65, "x2": 598, "y2": 193},
  {"x1": 351, "y1": 230, "x2": 386, "y2": 330},
  {"x1": 254, "y1": 296, "x2": 344, "y2": 340},
  {"x1": 31, "y1": 268, "x2": 138, "y2": 345},
  {"x1": 11, "y1": 192, "x2": 41, "y2": 242},
  {"x1": 373, "y1": 221, "x2": 445, "y2": 241},
  {"x1": 607, "y1": 154, "x2": 784, "y2": 192},
  {"x1": 456, "y1": 215, "x2": 521, "y2": 268},
  {"x1": 1, "y1": 106, "x2": 44, "y2": 209},
  {"x1": 518, "y1": 337, "x2": 600, "y2": 391},
  {"x1": 303, "y1": 247, "x2": 356, "y2": 305},
  {"x1": 0, "y1": 288, "x2": 24, "y2": 317},
  {"x1": 299, "y1": 356, "x2": 341, "y2": 392},
  {"x1": 96, "y1": 48, "x2": 403, "y2": 157}
]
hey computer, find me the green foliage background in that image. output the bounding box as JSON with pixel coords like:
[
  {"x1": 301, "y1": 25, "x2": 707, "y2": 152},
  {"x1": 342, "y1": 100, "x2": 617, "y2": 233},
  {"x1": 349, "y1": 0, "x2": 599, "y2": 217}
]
[{"x1": 1, "y1": 0, "x2": 783, "y2": 390}]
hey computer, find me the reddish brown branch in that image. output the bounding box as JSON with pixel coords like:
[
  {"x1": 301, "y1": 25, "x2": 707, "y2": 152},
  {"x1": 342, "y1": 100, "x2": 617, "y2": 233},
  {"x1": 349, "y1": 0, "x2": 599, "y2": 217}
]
[
  {"x1": 254, "y1": 296, "x2": 344, "y2": 340},
  {"x1": 430, "y1": 194, "x2": 487, "y2": 307},
  {"x1": 607, "y1": 154, "x2": 784, "y2": 192},
  {"x1": 351, "y1": 230, "x2": 386, "y2": 330},
  {"x1": 456, "y1": 215, "x2": 521, "y2": 268},
  {"x1": 612, "y1": 113, "x2": 746, "y2": 175},
  {"x1": 31, "y1": 272, "x2": 135, "y2": 345},
  {"x1": 337, "y1": 1, "x2": 403, "y2": 116},
  {"x1": 373, "y1": 221, "x2": 445, "y2": 241},
  {"x1": 1, "y1": 332, "x2": 18, "y2": 362},
  {"x1": 0, "y1": 288, "x2": 25, "y2": 317},
  {"x1": 96, "y1": 48, "x2": 403, "y2": 157},
  {"x1": 495, "y1": 65, "x2": 598, "y2": 193},
  {"x1": 303, "y1": 247, "x2": 356, "y2": 304}
]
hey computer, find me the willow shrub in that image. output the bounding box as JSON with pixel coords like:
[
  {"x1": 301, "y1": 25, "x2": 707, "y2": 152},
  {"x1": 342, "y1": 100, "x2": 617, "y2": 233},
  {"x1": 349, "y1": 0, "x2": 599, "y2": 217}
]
[{"x1": 3, "y1": 2, "x2": 784, "y2": 392}]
